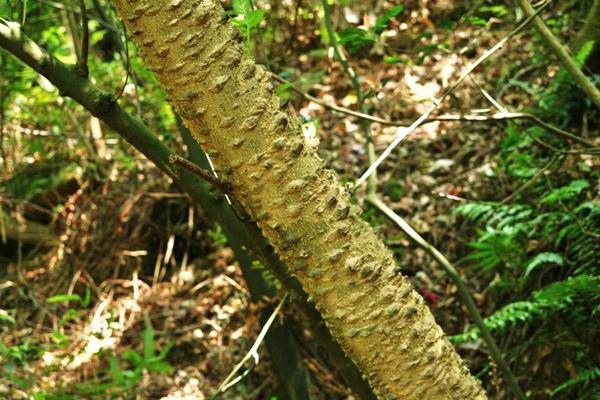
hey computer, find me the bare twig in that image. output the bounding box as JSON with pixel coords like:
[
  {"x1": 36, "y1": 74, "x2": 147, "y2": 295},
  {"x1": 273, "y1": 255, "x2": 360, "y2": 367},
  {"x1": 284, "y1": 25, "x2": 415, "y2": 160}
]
[
  {"x1": 515, "y1": 0, "x2": 600, "y2": 110},
  {"x1": 272, "y1": 74, "x2": 596, "y2": 149},
  {"x1": 355, "y1": 0, "x2": 551, "y2": 189},
  {"x1": 211, "y1": 294, "x2": 288, "y2": 399},
  {"x1": 501, "y1": 155, "x2": 558, "y2": 204},
  {"x1": 169, "y1": 154, "x2": 232, "y2": 194}
]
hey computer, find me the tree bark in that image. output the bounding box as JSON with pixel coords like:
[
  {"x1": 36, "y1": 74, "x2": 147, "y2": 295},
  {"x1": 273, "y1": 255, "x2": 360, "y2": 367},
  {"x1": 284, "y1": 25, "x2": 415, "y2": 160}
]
[{"x1": 109, "y1": 1, "x2": 486, "y2": 398}]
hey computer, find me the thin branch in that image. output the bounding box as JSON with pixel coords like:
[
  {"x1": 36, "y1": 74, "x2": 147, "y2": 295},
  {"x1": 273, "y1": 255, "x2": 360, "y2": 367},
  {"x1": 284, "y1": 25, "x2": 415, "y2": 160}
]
[
  {"x1": 273, "y1": 73, "x2": 597, "y2": 149},
  {"x1": 114, "y1": 20, "x2": 130, "y2": 102},
  {"x1": 275, "y1": 74, "x2": 596, "y2": 149},
  {"x1": 515, "y1": 0, "x2": 600, "y2": 110},
  {"x1": 431, "y1": 113, "x2": 596, "y2": 148},
  {"x1": 211, "y1": 294, "x2": 288, "y2": 399},
  {"x1": 355, "y1": 0, "x2": 551, "y2": 189},
  {"x1": 0, "y1": 53, "x2": 6, "y2": 166},
  {"x1": 169, "y1": 154, "x2": 232, "y2": 194},
  {"x1": 500, "y1": 155, "x2": 558, "y2": 204},
  {"x1": 321, "y1": 0, "x2": 377, "y2": 193},
  {"x1": 78, "y1": 0, "x2": 89, "y2": 77},
  {"x1": 365, "y1": 195, "x2": 527, "y2": 400}
]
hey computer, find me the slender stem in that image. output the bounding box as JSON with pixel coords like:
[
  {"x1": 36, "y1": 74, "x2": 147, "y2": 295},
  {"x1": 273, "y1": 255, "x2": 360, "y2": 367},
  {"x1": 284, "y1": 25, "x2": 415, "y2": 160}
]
[
  {"x1": 355, "y1": 0, "x2": 551, "y2": 189},
  {"x1": 272, "y1": 74, "x2": 596, "y2": 149},
  {"x1": 321, "y1": 0, "x2": 377, "y2": 192},
  {"x1": 212, "y1": 294, "x2": 288, "y2": 399},
  {"x1": 501, "y1": 155, "x2": 558, "y2": 204},
  {"x1": 0, "y1": 53, "x2": 6, "y2": 165},
  {"x1": 365, "y1": 195, "x2": 526, "y2": 400},
  {"x1": 514, "y1": 0, "x2": 600, "y2": 110},
  {"x1": 322, "y1": 0, "x2": 361, "y2": 105},
  {"x1": 78, "y1": 0, "x2": 89, "y2": 77},
  {"x1": 169, "y1": 153, "x2": 232, "y2": 193}
]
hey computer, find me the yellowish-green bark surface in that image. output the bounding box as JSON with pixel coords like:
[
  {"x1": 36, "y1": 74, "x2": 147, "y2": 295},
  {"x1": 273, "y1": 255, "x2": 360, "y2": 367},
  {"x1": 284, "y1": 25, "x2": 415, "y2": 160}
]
[{"x1": 110, "y1": 1, "x2": 487, "y2": 398}]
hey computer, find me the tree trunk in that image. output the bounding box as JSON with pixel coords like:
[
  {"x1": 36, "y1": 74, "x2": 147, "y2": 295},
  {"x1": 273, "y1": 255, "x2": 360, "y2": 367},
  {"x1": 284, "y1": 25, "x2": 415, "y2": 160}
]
[{"x1": 110, "y1": 1, "x2": 486, "y2": 398}]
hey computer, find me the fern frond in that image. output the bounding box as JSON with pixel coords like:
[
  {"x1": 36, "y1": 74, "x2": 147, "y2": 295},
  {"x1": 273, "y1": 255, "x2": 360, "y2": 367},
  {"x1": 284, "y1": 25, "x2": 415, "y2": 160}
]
[
  {"x1": 450, "y1": 301, "x2": 537, "y2": 345},
  {"x1": 551, "y1": 367, "x2": 600, "y2": 397},
  {"x1": 524, "y1": 252, "x2": 564, "y2": 278},
  {"x1": 451, "y1": 275, "x2": 600, "y2": 344},
  {"x1": 540, "y1": 180, "x2": 590, "y2": 204}
]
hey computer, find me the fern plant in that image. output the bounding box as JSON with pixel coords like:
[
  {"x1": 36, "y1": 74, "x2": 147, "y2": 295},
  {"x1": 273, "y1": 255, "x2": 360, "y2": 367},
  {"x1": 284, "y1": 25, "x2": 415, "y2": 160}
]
[{"x1": 453, "y1": 155, "x2": 598, "y2": 398}]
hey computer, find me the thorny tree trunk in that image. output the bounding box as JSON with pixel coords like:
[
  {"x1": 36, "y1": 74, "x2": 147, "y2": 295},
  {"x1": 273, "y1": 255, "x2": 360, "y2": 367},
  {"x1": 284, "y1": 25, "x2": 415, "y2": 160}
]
[{"x1": 110, "y1": 1, "x2": 486, "y2": 398}]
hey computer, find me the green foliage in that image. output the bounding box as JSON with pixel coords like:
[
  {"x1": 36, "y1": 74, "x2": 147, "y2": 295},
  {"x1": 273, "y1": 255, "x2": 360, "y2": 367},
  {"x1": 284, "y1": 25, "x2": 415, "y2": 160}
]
[
  {"x1": 207, "y1": 223, "x2": 228, "y2": 247},
  {"x1": 337, "y1": 28, "x2": 377, "y2": 53},
  {"x1": 540, "y1": 179, "x2": 589, "y2": 204},
  {"x1": 451, "y1": 301, "x2": 536, "y2": 344},
  {"x1": 455, "y1": 191, "x2": 598, "y2": 276},
  {"x1": 77, "y1": 323, "x2": 173, "y2": 396},
  {"x1": 251, "y1": 260, "x2": 281, "y2": 290},
  {"x1": 454, "y1": 78, "x2": 599, "y2": 395},
  {"x1": 47, "y1": 286, "x2": 92, "y2": 308},
  {"x1": 0, "y1": 341, "x2": 39, "y2": 390},
  {"x1": 1, "y1": 158, "x2": 82, "y2": 201},
  {"x1": 524, "y1": 252, "x2": 563, "y2": 278},
  {"x1": 551, "y1": 367, "x2": 600, "y2": 397},
  {"x1": 335, "y1": 5, "x2": 404, "y2": 53},
  {"x1": 374, "y1": 6, "x2": 404, "y2": 34},
  {"x1": 230, "y1": 0, "x2": 266, "y2": 51},
  {"x1": 539, "y1": 40, "x2": 597, "y2": 123},
  {"x1": 452, "y1": 274, "x2": 600, "y2": 345}
]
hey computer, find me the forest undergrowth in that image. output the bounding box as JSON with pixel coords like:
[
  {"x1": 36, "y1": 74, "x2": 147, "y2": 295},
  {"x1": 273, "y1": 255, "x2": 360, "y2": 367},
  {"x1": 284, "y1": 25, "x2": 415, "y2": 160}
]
[{"x1": 0, "y1": 0, "x2": 598, "y2": 399}]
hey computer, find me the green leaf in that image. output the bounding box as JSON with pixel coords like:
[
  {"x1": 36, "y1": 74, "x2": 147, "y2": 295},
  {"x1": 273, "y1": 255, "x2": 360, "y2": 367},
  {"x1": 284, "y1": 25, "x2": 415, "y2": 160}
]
[
  {"x1": 479, "y1": 5, "x2": 509, "y2": 17},
  {"x1": 60, "y1": 309, "x2": 81, "y2": 323},
  {"x1": 143, "y1": 325, "x2": 156, "y2": 361},
  {"x1": 337, "y1": 28, "x2": 376, "y2": 53},
  {"x1": 469, "y1": 16, "x2": 487, "y2": 26},
  {"x1": 232, "y1": 0, "x2": 252, "y2": 15},
  {"x1": 276, "y1": 82, "x2": 293, "y2": 101},
  {"x1": 551, "y1": 368, "x2": 600, "y2": 396},
  {"x1": 524, "y1": 252, "x2": 564, "y2": 278},
  {"x1": 47, "y1": 294, "x2": 82, "y2": 304},
  {"x1": 109, "y1": 352, "x2": 124, "y2": 383},
  {"x1": 246, "y1": 9, "x2": 266, "y2": 29},
  {"x1": 541, "y1": 180, "x2": 590, "y2": 204},
  {"x1": 123, "y1": 350, "x2": 143, "y2": 366},
  {"x1": 375, "y1": 5, "x2": 404, "y2": 34},
  {"x1": 82, "y1": 285, "x2": 92, "y2": 308},
  {"x1": 384, "y1": 55, "x2": 402, "y2": 63},
  {"x1": 534, "y1": 275, "x2": 600, "y2": 305},
  {"x1": 147, "y1": 360, "x2": 173, "y2": 374}
]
